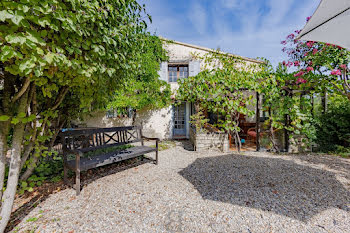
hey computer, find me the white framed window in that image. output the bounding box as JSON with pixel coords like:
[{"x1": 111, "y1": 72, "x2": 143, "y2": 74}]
[{"x1": 168, "y1": 65, "x2": 188, "y2": 82}]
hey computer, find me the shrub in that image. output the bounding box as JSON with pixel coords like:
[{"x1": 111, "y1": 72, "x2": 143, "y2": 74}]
[{"x1": 314, "y1": 95, "x2": 350, "y2": 153}]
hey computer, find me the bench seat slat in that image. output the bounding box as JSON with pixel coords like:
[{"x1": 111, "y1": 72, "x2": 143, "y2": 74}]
[{"x1": 66, "y1": 146, "x2": 156, "y2": 171}]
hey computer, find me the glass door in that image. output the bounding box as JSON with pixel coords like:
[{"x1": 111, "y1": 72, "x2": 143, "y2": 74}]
[{"x1": 173, "y1": 103, "x2": 186, "y2": 137}]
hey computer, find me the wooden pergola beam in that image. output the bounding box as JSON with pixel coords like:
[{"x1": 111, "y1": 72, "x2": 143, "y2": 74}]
[{"x1": 256, "y1": 92, "x2": 260, "y2": 151}]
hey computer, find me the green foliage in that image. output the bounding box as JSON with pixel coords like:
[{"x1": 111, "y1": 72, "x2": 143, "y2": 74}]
[
  {"x1": 189, "y1": 106, "x2": 209, "y2": 131},
  {"x1": 18, "y1": 144, "x2": 136, "y2": 194},
  {"x1": 314, "y1": 95, "x2": 350, "y2": 152},
  {"x1": 258, "y1": 61, "x2": 317, "y2": 149},
  {"x1": 107, "y1": 35, "x2": 171, "y2": 117},
  {"x1": 19, "y1": 156, "x2": 63, "y2": 194},
  {"x1": 177, "y1": 51, "x2": 262, "y2": 150}
]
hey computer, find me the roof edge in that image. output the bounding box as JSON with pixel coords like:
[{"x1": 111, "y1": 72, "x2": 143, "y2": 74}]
[{"x1": 160, "y1": 37, "x2": 265, "y2": 64}]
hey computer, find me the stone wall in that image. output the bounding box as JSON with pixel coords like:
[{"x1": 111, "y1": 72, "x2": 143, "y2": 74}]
[{"x1": 190, "y1": 127, "x2": 230, "y2": 152}]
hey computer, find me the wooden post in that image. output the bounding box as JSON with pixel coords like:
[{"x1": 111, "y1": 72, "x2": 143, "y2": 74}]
[
  {"x1": 255, "y1": 92, "x2": 260, "y2": 151},
  {"x1": 311, "y1": 93, "x2": 314, "y2": 117},
  {"x1": 284, "y1": 114, "x2": 289, "y2": 152},
  {"x1": 75, "y1": 151, "x2": 81, "y2": 196},
  {"x1": 321, "y1": 90, "x2": 327, "y2": 114},
  {"x1": 284, "y1": 90, "x2": 292, "y2": 152},
  {"x1": 61, "y1": 136, "x2": 68, "y2": 185},
  {"x1": 155, "y1": 140, "x2": 159, "y2": 165},
  {"x1": 140, "y1": 123, "x2": 144, "y2": 146}
]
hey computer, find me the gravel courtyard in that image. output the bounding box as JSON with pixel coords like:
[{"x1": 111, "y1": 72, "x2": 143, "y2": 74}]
[{"x1": 13, "y1": 142, "x2": 350, "y2": 233}]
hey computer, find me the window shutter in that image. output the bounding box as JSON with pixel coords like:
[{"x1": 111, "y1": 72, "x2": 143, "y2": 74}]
[
  {"x1": 158, "y1": 61, "x2": 168, "y2": 82},
  {"x1": 189, "y1": 60, "x2": 200, "y2": 77}
]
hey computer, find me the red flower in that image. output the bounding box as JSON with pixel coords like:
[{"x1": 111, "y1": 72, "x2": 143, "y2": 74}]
[
  {"x1": 330, "y1": 69, "x2": 341, "y2": 76},
  {"x1": 294, "y1": 61, "x2": 300, "y2": 67},
  {"x1": 294, "y1": 71, "x2": 305, "y2": 77},
  {"x1": 287, "y1": 34, "x2": 295, "y2": 40},
  {"x1": 312, "y1": 48, "x2": 318, "y2": 55},
  {"x1": 340, "y1": 64, "x2": 347, "y2": 70},
  {"x1": 337, "y1": 45, "x2": 343, "y2": 49},
  {"x1": 296, "y1": 78, "x2": 307, "y2": 84},
  {"x1": 282, "y1": 61, "x2": 286, "y2": 66},
  {"x1": 286, "y1": 61, "x2": 293, "y2": 67},
  {"x1": 306, "y1": 16, "x2": 311, "y2": 22},
  {"x1": 306, "y1": 41, "x2": 314, "y2": 47},
  {"x1": 306, "y1": 67, "x2": 314, "y2": 72},
  {"x1": 281, "y1": 40, "x2": 287, "y2": 45}
]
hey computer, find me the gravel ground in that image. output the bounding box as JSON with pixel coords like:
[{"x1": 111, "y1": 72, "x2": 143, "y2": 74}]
[{"x1": 12, "y1": 141, "x2": 350, "y2": 233}]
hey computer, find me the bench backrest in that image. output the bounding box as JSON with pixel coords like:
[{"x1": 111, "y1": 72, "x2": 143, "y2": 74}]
[{"x1": 60, "y1": 126, "x2": 142, "y2": 153}]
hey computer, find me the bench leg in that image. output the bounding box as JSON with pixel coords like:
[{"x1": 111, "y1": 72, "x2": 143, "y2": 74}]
[
  {"x1": 75, "y1": 152, "x2": 81, "y2": 195},
  {"x1": 155, "y1": 140, "x2": 159, "y2": 165}
]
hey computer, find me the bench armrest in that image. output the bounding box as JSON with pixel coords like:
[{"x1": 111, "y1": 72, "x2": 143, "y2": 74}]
[{"x1": 141, "y1": 136, "x2": 159, "y2": 141}]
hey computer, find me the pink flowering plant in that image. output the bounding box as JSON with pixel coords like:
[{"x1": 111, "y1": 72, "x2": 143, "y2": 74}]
[{"x1": 281, "y1": 17, "x2": 350, "y2": 100}]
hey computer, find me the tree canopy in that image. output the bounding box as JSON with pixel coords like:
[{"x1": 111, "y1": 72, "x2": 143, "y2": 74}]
[
  {"x1": 107, "y1": 35, "x2": 171, "y2": 123},
  {"x1": 0, "y1": 0, "x2": 154, "y2": 230}
]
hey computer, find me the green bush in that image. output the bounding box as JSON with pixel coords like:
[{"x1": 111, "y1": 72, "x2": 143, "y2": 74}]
[{"x1": 314, "y1": 95, "x2": 350, "y2": 153}]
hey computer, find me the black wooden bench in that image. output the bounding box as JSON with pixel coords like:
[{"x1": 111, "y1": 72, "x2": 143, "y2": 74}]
[{"x1": 60, "y1": 126, "x2": 158, "y2": 195}]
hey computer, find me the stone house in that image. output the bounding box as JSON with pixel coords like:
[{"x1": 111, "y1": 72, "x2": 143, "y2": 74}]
[{"x1": 81, "y1": 39, "x2": 263, "y2": 150}]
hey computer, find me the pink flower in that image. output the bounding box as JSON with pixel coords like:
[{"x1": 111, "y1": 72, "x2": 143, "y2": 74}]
[
  {"x1": 294, "y1": 61, "x2": 300, "y2": 67},
  {"x1": 286, "y1": 61, "x2": 293, "y2": 67},
  {"x1": 294, "y1": 71, "x2": 305, "y2": 77},
  {"x1": 296, "y1": 78, "x2": 307, "y2": 84},
  {"x1": 295, "y1": 30, "x2": 301, "y2": 34},
  {"x1": 306, "y1": 67, "x2": 314, "y2": 72},
  {"x1": 306, "y1": 16, "x2": 311, "y2": 22},
  {"x1": 340, "y1": 64, "x2": 347, "y2": 70},
  {"x1": 287, "y1": 34, "x2": 295, "y2": 40},
  {"x1": 281, "y1": 40, "x2": 287, "y2": 45},
  {"x1": 312, "y1": 48, "x2": 318, "y2": 55},
  {"x1": 304, "y1": 52, "x2": 309, "y2": 56},
  {"x1": 330, "y1": 69, "x2": 342, "y2": 76},
  {"x1": 306, "y1": 41, "x2": 314, "y2": 47}
]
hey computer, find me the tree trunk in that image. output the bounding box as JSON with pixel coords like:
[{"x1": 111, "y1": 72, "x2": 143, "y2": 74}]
[
  {"x1": 0, "y1": 90, "x2": 29, "y2": 232},
  {"x1": 0, "y1": 76, "x2": 12, "y2": 201},
  {"x1": 234, "y1": 129, "x2": 241, "y2": 153},
  {"x1": 20, "y1": 121, "x2": 49, "y2": 182},
  {"x1": 0, "y1": 125, "x2": 9, "y2": 201},
  {"x1": 132, "y1": 109, "x2": 137, "y2": 125},
  {"x1": 19, "y1": 155, "x2": 38, "y2": 182},
  {"x1": 268, "y1": 107, "x2": 278, "y2": 152}
]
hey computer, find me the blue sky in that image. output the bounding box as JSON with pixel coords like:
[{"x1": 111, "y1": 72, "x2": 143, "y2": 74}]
[{"x1": 139, "y1": 0, "x2": 319, "y2": 67}]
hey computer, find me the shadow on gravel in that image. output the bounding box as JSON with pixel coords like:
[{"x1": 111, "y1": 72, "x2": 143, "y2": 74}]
[
  {"x1": 179, "y1": 154, "x2": 350, "y2": 222},
  {"x1": 6, "y1": 157, "x2": 152, "y2": 232},
  {"x1": 296, "y1": 154, "x2": 350, "y2": 180}
]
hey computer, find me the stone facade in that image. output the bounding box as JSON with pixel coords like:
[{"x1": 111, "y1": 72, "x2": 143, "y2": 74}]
[{"x1": 189, "y1": 127, "x2": 230, "y2": 152}]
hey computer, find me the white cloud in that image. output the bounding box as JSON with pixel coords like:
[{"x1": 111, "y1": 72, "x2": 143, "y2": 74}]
[
  {"x1": 141, "y1": 0, "x2": 319, "y2": 67},
  {"x1": 187, "y1": 2, "x2": 207, "y2": 35}
]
